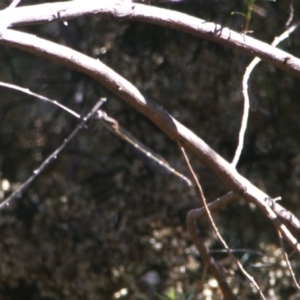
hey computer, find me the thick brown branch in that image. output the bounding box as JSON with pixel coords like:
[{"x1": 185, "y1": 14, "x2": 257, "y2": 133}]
[{"x1": 0, "y1": 29, "x2": 299, "y2": 254}]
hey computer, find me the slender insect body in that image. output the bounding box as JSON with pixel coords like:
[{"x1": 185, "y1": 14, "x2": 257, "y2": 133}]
[{"x1": 94, "y1": 110, "x2": 192, "y2": 186}]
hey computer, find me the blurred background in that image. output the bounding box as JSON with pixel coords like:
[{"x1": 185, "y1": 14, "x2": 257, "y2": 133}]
[{"x1": 0, "y1": 0, "x2": 300, "y2": 299}]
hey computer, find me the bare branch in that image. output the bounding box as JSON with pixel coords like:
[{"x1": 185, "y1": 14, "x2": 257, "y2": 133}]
[
  {"x1": 179, "y1": 143, "x2": 265, "y2": 300},
  {"x1": 272, "y1": 22, "x2": 300, "y2": 47},
  {"x1": 0, "y1": 29, "x2": 299, "y2": 254},
  {"x1": 1, "y1": 1, "x2": 300, "y2": 78},
  {"x1": 187, "y1": 192, "x2": 238, "y2": 218},
  {"x1": 188, "y1": 191, "x2": 300, "y2": 239}
]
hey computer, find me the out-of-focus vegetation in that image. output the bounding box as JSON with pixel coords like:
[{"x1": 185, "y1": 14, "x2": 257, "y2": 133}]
[{"x1": 1, "y1": 0, "x2": 300, "y2": 299}]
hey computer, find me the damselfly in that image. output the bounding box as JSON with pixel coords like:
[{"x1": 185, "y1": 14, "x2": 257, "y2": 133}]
[{"x1": 94, "y1": 110, "x2": 192, "y2": 186}]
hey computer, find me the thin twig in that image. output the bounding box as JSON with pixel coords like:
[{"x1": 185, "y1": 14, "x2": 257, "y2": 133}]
[
  {"x1": 209, "y1": 249, "x2": 262, "y2": 256},
  {"x1": 186, "y1": 192, "x2": 300, "y2": 240},
  {"x1": 271, "y1": 22, "x2": 300, "y2": 47},
  {"x1": 186, "y1": 214, "x2": 236, "y2": 299},
  {"x1": 0, "y1": 81, "x2": 80, "y2": 119},
  {"x1": 231, "y1": 56, "x2": 258, "y2": 167},
  {"x1": 0, "y1": 98, "x2": 106, "y2": 210},
  {"x1": 285, "y1": 0, "x2": 294, "y2": 28},
  {"x1": 277, "y1": 228, "x2": 300, "y2": 291},
  {"x1": 188, "y1": 192, "x2": 238, "y2": 219},
  {"x1": 186, "y1": 194, "x2": 238, "y2": 299},
  {"x1": 232, "y1": 22, "x2": 300, "y2": 167},
  {"x1": 179, "y1": 141, "x2": 266, "y2": 300}
]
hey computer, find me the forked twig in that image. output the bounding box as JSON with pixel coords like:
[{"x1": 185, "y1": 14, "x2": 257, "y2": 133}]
[
  {"x1": 285, "y1": 0, "x2": 294, "y2": 27},
  {"x1": 178, "y1": 141, "x2": 266, "y2": 300}
]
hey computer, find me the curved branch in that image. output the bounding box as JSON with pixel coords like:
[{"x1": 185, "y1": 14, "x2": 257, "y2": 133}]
[
  {"x1": 0, "y1": 29, "x2": 298, "y2": 254},
  {"x1": 1, "y1": 1, "x2": 300, "y2": 77}
]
